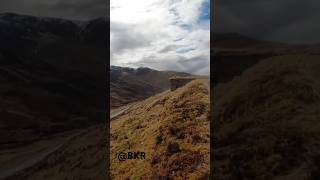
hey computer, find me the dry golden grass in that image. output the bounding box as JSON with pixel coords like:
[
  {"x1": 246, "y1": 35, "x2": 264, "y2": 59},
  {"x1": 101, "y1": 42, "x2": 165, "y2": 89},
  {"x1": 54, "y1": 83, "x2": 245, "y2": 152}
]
[
  {"x1": 213, "y1": 55, "x2": 320, "y2": 180},
  {"x1": 111, "y1": 79, "x2": 210, "y2": 179}
]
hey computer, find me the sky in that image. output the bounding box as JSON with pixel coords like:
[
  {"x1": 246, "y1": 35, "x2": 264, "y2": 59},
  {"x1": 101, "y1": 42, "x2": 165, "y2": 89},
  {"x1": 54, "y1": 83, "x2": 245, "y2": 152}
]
[
  {"x1": 110, "y1": 0, "x2": 210, "y2": 75},
  {"x1": 0, "y1": 0, "x2": 107, "y2": 20},
  {"x1": 215, "y1": 0, "x2": 320, "y2": 44}
]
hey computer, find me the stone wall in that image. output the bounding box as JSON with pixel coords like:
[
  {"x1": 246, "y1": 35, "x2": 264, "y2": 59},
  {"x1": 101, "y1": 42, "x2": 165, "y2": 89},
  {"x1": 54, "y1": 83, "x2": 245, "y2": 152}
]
[{"x1": 170, "y1": 77, "x2": 195, "y2": 91}]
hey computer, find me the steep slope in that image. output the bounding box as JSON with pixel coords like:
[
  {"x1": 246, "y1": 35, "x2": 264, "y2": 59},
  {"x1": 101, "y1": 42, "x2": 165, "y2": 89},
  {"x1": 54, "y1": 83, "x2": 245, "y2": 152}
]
[
  {"x1": 213, "y1": 55, "x2": 320, "y2": 180},
  {"x1": 111, "y1": 79, "x2": 210, "y2": 179},
  {"x1": 110, "y1": 66, "x2": 190, "y2": 108},
  {"x1": 0, "y1": 13, "x2": 107, "y2": 146}
]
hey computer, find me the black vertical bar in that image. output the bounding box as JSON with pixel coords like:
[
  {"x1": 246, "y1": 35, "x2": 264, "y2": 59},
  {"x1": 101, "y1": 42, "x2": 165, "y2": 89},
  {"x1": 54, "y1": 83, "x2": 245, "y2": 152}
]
[
  {"x1": 210, "y1": 0, "x2": 214, "y2": 179},
  {"x1": 106, "y1": 0, "x2": 111, "y2": 179}
]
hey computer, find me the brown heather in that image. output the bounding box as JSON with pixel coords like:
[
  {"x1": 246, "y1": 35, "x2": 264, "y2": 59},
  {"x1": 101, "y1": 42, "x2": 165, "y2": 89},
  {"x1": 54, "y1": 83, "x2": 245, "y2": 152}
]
[
  {"x1": 110, "y1": 79, "x2": 210, "y2": 179},
  {"x1": 213, "y1": 55, "x2": 320, "y2": 180}
]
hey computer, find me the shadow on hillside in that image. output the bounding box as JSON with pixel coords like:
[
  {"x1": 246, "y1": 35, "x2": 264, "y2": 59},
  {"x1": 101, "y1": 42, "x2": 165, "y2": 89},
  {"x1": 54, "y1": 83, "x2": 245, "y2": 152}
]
[{"x1": 212, "y1": 55, "x2": 320, "y2": 180}]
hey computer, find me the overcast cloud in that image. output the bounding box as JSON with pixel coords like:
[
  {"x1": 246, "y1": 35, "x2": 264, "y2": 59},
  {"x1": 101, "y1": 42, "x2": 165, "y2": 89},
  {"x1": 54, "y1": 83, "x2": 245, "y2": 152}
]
[
  {"x1": 0, "y1": 0, "x2": 107, "y2": 20},
  {"x1": 215, "y1": 0, "x2": 320, "y2": 44},
  {"x1": 111, "y1": 0, "x2": 210, "y2": 75}
]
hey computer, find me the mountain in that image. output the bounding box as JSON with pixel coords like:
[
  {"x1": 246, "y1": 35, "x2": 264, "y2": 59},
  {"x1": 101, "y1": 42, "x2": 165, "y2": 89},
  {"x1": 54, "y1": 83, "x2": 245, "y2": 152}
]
[
  {"x1": 0, "y1": 13, "x2": 108, "y2": 146},
  {"x1": 110, "y1": 66, "x2": 190, "y2": 108},
  {"x1": 0, "y1": 12, "x2": 107, "y2": 49},
  {"x1": 111, "y1": 78, "x2": 210, "y2": 179},
  {"x1": 213, "y1": 55, "x2": 320, "y2": 179}
]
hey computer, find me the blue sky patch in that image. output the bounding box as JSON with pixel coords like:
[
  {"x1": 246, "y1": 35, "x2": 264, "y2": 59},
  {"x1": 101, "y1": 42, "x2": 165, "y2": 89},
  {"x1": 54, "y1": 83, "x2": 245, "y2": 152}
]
[{"x1": 199, "y1": 0, "x2": 210, "y2": 22}]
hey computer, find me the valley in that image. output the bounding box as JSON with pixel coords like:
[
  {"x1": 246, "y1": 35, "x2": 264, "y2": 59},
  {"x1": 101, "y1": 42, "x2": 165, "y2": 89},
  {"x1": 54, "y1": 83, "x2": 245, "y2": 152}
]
[{"x1": 110, "y1": 66, "x2": 190, "y2": 108}]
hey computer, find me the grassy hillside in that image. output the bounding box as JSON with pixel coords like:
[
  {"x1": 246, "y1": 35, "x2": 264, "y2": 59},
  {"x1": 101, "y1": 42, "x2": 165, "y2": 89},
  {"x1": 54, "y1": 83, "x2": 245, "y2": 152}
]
[
  {"x1": 213, "y1": 55, "x2": 320, "y2": 180},
  {"x1": 111, "y1": 79, "x2": 210, "y2": 179}
]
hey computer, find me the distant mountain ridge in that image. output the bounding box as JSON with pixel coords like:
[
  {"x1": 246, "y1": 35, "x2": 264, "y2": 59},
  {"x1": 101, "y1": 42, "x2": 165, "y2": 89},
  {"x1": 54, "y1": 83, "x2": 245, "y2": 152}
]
[
  {"x1": 110, "y1": 66, "x2": 191, "y2": 108},
  {"x1": 0, "y1": 12, "x2": 108, "y2": 51}
]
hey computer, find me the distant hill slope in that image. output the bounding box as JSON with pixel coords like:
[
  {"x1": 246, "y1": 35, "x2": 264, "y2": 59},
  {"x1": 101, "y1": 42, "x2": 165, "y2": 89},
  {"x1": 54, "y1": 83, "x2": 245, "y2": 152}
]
[
  {"x1": 213, "y1": 55, "x2": 320, "y2": 180},
  {"x1": 211, "y1": 33, "x2": 320, "y2": 84},
  {"x1": 212, "y1": 33, "x2": 287, "y2": 49},
  {"x1": 110, "y1": 66, "x2": 190, "y2": 108},
  {"x1": 0, "y1": 13, "x2": 107, "y2": 145},
  {"x1": 111, "y1": 79, "x2": 210, "y2": 179}
]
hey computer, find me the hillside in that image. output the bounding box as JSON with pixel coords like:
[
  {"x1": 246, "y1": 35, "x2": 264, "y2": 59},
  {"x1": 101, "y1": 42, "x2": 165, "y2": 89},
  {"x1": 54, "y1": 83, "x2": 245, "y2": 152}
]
[
  {"x1": 213, "y1": 55, "x2": 320, "y2": 179},
  {"x1": 212, "y1": 33, "x2": 282, "y2": 84},
  {"x1": 5, "y1": 126, "x2": 108, "y2": 180},
  {"x1": 212, "y1": 33, "x2": 320, "y2": 84},
  {"x1": 213, "y1": 33, "x2": 287, "y2": 49},
  {"x1": 110, "y1": 78, "x2": 210, "y2": 179},
  {"x1": 0, "y1": 13, "x2": 107, "y2": 146},
  {"x1": 4, "y1": 78, "x2": 210, "y2": 180},
  {"x1": 110, "y1": 66, "x2": 190, "y2": 108}
]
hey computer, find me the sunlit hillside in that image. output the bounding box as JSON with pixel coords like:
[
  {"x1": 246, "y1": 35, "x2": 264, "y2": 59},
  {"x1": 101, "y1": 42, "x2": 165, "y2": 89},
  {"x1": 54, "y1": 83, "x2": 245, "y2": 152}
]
[{"x1": 111, "y1": 79, "x2": 210, "y2": 179}]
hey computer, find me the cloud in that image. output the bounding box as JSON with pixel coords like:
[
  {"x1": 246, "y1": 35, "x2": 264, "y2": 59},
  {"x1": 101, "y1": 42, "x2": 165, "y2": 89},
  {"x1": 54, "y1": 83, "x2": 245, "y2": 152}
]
[
  {"x1": 111, "y1": 0, "x2": 210, "y2": 75},
  {"x1": 158, "y1": 45, "x2": 182, "y2": 53},
  {"x1": 111, "y1": 22, "x2": 152, "y2": 54},
  {"x1": 214, "y1": 0, "x2": 320, "y2": 44}
]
